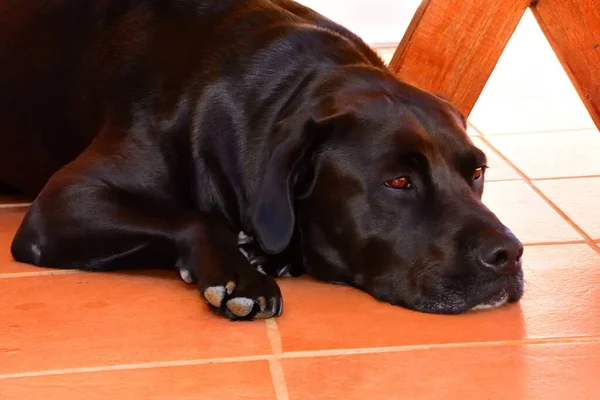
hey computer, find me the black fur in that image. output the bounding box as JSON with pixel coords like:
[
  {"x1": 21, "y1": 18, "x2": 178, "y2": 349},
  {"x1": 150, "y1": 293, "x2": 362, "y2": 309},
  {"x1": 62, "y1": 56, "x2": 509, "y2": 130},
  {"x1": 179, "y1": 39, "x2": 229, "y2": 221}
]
[{"x1": 1, "y1": 0, "x2": 524, "y2": 320}]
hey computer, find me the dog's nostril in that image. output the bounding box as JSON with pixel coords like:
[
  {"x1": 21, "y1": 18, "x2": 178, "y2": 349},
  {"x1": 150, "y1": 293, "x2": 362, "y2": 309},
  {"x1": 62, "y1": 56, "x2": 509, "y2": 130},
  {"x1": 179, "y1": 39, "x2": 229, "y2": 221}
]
[
  {"x1": 486, "y1": 248, "x2": 509, "y2": 267},
  {"x1": 478, "y1": 238, "x2": 523, "y2": 276}
]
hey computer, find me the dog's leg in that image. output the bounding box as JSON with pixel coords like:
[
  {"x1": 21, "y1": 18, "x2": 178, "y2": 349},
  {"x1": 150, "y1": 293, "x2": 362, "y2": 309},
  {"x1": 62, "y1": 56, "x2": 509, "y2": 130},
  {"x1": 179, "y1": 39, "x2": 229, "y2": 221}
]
[
  {"x1": 237, "y1": 231, "x2": 297, "y2": 276},
  {"x1": 178, "y1": 230, "x2": 299, "y2": 285},
  {"x1": 11, "y1": 186, "x2": 283, "y2": 320}
]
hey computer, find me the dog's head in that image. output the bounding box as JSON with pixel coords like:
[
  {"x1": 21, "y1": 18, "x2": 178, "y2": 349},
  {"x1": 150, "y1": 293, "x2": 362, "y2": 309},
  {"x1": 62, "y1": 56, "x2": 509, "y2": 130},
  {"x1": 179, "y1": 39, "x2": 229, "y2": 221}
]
[{"x1": 251, "y1": 66, "x2": 524, "y2": 314}]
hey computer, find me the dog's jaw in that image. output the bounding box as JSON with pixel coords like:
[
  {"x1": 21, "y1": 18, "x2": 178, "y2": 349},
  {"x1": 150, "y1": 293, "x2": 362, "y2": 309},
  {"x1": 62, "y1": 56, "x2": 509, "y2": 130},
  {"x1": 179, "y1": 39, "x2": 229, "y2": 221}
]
[{"x1": 469, "y1": 289, "x2": 510, "y2": 312}]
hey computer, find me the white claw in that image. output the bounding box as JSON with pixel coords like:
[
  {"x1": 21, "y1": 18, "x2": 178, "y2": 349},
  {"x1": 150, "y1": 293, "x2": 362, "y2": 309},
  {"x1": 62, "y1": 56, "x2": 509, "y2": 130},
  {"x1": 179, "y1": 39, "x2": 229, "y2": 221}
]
[{"x1": 179, "y1": 268, "x2": 195, "y2": 284}]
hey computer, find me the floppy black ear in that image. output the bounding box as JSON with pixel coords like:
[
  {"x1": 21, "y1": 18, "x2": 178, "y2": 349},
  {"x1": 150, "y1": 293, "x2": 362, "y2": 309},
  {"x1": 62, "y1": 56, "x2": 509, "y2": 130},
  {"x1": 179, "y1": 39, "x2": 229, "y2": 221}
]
[{"x1": 250, "y1": 109, "x2": 348, "y2": 254}]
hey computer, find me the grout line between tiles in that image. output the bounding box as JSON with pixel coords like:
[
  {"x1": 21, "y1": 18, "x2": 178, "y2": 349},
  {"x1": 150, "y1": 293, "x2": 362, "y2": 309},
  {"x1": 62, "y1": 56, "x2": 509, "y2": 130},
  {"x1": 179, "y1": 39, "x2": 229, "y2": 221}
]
[
  {"x1": 266, "y1": 318, "x2": 290, "y2": 400},
  {"x1": 589, "y1": 242, "x2": 600, "y2": 253},
  {"x1": 1, "y1": 335, "x2": 600, "y2": 381},
  {"x1": 0, "y1": 355, "x2": 273, "y2": 380},
  {"x1": 0, "y1": 270, "x2": 82, "y2": 279},
  {"x1": 0, "y1": 203, "x2": 31, "y2": 209},
  {"x1": 522, "y1": 240, "x2": 588, "y2": 247},
  {"x1": 266, "y1": 318, "x2": 284, "y2": 355},
  {"x1": 476, "y1": 135, "x2": 600, "y2": 256},
  {"x1": 486, "y1": 178, "x2": 523, "y2": 183},
  {"x1": 531, "y1": 175, "x2": 600, "y2": 182},
  {"x1": 281, "y1": 336, "x2": 600, "y2": 360},
  {"x1": 268, "y1": 359, "x2": 289, "y2": 400}
]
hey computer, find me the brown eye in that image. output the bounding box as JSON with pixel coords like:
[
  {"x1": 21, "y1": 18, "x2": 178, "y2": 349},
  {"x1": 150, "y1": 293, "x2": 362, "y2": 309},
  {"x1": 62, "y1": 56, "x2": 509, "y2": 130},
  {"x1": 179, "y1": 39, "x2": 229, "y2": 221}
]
[
  {"x1": 384, "y1": 176, "x2": 412, "y2": 189},
  {"x1": 473, "y1": 167, "x2": 484, "y2": 180}
]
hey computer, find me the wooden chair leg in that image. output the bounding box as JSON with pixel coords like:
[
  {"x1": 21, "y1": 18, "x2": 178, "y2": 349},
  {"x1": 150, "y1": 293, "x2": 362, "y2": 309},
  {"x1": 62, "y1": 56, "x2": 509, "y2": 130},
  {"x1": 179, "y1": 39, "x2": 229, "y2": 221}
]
[
  {"x1": 389, "y1": 0, "x2": 531, "y2": 117},
  {"x1": 530, "y1": 0, "x2": 600, "y2": 130}
]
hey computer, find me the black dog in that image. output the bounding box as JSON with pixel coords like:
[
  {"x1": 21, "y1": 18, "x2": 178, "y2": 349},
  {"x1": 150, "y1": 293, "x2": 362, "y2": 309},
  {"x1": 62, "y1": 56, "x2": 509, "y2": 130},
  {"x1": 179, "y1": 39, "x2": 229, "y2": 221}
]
[{"x1": 1, "y1": 0, "x2": 524, "y2": 320}]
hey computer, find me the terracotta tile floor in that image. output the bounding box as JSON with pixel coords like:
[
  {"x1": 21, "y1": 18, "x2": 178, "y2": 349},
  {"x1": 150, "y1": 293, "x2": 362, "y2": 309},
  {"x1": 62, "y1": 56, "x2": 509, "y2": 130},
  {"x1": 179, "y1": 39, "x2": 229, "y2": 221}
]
[{"x1": 1, "y1": 9, "x2": 600, "y2": 400}]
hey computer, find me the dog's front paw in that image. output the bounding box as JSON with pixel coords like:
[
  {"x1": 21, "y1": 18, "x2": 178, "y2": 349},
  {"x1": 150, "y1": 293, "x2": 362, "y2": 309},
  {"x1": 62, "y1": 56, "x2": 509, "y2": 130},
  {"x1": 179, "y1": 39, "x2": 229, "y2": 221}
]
[{"x1": 197, "y1": 256, "x2": 283, "y2": 321}]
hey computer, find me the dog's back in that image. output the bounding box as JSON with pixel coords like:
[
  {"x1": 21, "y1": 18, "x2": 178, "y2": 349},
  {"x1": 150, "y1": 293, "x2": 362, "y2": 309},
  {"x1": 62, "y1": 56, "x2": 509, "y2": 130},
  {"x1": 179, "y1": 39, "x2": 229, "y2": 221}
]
[
  {"x1": 0, "y1": 0, "x2": 383, "y2": 197},
  {"x1": 0, "y1": 1, "x2": 219, "y2": 194}
]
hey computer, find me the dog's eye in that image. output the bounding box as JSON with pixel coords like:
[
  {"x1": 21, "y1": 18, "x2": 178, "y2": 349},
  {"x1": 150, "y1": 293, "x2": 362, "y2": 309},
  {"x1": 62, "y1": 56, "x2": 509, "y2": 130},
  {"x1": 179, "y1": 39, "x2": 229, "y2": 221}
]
[
  {"x1": 472, "y1": 167, "x2": 484, "y2": 181},
  {"x1": 384, "y1": 176, "x2": 412, "y2": 189}
]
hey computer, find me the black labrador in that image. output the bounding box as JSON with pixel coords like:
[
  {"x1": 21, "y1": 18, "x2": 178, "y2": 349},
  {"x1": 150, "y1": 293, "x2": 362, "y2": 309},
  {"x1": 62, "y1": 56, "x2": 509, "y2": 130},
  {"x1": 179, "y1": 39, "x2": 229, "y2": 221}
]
[{"x1": 0, "y1": 0, "x2": 524, "y2": 320}]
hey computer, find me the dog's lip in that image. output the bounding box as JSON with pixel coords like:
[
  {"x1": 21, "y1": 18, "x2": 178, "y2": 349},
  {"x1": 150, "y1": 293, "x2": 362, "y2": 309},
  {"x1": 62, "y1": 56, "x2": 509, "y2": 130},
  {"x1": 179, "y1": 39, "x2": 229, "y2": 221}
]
[{"x1": 469, "y1": 288, "x2": 509, "y2": 312}]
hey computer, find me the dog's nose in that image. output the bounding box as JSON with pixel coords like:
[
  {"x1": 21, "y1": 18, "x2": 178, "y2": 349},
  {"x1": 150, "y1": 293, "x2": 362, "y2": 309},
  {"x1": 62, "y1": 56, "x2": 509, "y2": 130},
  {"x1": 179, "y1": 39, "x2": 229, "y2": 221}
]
[{"x1": 477, "y1": 230, "x2": 523, "y2": 276}]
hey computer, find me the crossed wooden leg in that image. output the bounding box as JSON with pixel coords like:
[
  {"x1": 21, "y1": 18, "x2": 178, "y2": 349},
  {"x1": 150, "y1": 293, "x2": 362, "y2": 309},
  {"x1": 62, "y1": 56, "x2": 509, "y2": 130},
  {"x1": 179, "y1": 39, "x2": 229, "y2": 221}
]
[{"x1": 390, "y1": 0, "x2": 599, "y2": 129}]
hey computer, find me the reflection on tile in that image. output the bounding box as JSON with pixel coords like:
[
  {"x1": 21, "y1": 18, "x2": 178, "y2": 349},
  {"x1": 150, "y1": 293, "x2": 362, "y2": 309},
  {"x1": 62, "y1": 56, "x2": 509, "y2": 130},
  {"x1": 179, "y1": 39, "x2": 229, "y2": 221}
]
[
  {"x1": 0, "y1": 272, "x2": 272, "y2": 374},
  {"x1": 0, "y1": 196, "x2": 32, "y2": 206},
  {"x1": 0, "y1": 208, "x2": 35, "y2": 273},
  {"x1": 276, "y1": 265, "x2": 600, "y2": 352},
  {"x1": 284, "y1": 343, "x2": 600, "y2": 400}
]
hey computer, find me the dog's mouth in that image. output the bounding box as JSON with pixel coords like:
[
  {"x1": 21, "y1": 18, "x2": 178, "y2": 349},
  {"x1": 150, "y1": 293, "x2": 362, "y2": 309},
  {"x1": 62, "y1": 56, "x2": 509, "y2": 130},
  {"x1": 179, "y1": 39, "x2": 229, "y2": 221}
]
[
  {"x1": 468, "y1": 272, "x2": 524, "y2": 312},
  {"x1": 409, "y1": 271, "x2": 524, "y2": 315},
  {"x1": 469, "y1": 288, "x2": 509, "y2": 311}
]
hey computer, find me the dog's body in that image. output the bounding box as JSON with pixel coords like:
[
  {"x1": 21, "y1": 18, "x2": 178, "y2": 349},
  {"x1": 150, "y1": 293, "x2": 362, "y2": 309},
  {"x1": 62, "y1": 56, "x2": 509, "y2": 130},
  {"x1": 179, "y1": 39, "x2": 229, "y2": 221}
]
[{"x1": 1, "y1": 0, "x2": 524, "y2": 320}]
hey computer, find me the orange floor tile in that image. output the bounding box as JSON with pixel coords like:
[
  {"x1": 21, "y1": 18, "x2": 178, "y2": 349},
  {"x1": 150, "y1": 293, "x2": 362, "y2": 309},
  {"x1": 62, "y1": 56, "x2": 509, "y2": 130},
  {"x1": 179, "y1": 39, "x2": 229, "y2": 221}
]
[
  {"x1": 0, "y1": 272, "x2": 274, "y2": 375},
  {"x1": 0, "y1": 361, "x2": 277, "y2": 400},
  {"x1": 282, "y1": 343, "x2": 600, "y2": 400},
  {"x1": 2, "y1": 7, "x2": 600, "y2": 400},
  {"x1": 275, "y1": 256, "x2": 600, "y2": 352}
]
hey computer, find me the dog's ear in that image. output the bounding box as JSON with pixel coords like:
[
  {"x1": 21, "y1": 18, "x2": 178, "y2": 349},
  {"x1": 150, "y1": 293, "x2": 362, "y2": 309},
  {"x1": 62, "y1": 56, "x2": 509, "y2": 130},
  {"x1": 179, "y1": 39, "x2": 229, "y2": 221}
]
[{"x1": 251, "y1": 106, "x2": 351, "y2": 254}]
